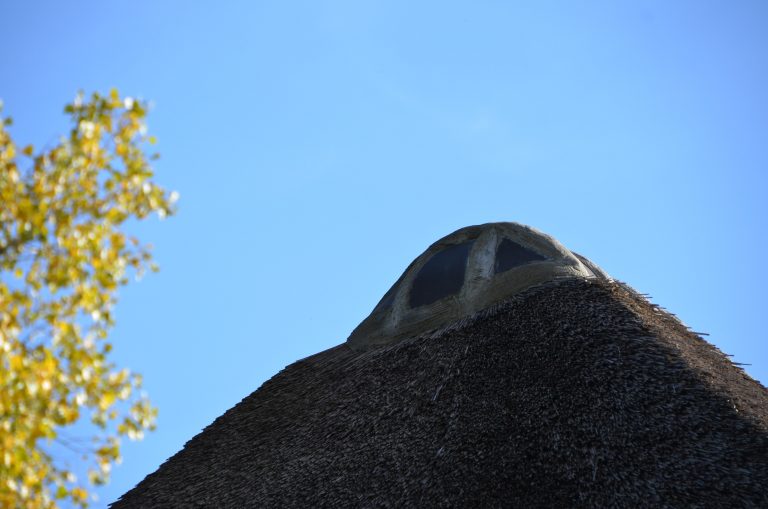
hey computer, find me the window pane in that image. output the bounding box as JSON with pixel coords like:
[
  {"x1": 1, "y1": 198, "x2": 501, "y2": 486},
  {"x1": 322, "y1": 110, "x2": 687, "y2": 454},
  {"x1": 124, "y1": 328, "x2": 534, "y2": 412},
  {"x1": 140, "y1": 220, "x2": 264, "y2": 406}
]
[
  {"x1": 409, "y1": 241, "x2": 474, "y2": 308},
  {"x1": 494, "y1": 238, "x2": 546, "y2": 274}
]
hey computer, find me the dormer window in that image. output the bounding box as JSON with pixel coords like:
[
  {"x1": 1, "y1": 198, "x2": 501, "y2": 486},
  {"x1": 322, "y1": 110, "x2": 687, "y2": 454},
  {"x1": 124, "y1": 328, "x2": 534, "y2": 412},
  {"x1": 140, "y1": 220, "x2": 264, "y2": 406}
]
[
  {"x1": 409, "y1": 240, "x2": 475, "y2": 308},
  {"x1": 494, "y1": 238, "x2": 546, "y2": 274},
  {"x1": 347, "y1": 222, "x2": 605, "y2": 349}
]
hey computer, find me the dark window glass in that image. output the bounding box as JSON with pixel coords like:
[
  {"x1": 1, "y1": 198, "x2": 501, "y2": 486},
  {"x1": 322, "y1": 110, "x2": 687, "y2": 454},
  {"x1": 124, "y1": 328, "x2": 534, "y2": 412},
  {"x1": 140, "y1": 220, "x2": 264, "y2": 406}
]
[
  {"x1": 409, "y1": 241, "x2": 474, "y2": 308},
  {"x1": 494, "y1": 238, "x2": 546, "y2": 274}
]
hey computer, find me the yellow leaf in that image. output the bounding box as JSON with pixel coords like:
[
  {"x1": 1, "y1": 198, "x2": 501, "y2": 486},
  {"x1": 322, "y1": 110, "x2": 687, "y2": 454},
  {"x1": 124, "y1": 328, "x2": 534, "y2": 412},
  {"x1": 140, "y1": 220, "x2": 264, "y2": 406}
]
[
  {"x1": 99, "y1": 392, "x2": 116, "y2": 410},
  {"x1": 0, "y1": 90, "x2": 165, "y2": 508}
]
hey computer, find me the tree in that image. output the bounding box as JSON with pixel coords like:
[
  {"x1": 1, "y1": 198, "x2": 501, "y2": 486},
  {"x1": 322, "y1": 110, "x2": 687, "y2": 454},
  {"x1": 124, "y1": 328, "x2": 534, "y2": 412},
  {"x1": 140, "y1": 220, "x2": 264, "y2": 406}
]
[{"x1": 0, "y1": 90, "x2": 176, "y2": 508}]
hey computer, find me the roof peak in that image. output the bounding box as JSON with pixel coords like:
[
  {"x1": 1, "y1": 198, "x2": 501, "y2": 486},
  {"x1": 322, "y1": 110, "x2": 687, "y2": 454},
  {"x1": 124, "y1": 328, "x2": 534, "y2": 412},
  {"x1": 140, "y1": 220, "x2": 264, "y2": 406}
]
[{"x1": 347, "y1": 222, "x2": 609, "y2": 349}]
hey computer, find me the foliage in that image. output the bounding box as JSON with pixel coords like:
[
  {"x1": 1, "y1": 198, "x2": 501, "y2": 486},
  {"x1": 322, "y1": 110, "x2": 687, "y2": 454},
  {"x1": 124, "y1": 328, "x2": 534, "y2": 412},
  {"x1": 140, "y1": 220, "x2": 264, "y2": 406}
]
[{"x1": 0, "y1": 90, "x2": 176, "y2": 508}]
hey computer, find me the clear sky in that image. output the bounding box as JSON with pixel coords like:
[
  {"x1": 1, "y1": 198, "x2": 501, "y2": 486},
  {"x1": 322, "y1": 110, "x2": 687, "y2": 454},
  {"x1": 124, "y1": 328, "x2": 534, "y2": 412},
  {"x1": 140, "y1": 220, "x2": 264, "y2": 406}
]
[{"x1": 2, "y1": 1, "x2": 767, "y2": 506}]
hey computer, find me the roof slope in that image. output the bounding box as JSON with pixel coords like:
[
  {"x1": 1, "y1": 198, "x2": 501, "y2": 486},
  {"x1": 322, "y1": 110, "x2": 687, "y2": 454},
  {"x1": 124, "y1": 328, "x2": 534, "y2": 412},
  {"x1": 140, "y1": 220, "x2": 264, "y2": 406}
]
[{"x1": 112, "y1": 279, "x2": 768, "y2": 508}]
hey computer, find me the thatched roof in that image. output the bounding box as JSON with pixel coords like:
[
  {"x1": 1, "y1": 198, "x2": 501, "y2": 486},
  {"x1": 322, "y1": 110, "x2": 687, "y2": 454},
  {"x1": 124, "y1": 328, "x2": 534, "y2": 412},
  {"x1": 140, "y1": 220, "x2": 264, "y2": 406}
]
[{"x1": 112, "y1": 277, "x2": 768, "y2": 507}]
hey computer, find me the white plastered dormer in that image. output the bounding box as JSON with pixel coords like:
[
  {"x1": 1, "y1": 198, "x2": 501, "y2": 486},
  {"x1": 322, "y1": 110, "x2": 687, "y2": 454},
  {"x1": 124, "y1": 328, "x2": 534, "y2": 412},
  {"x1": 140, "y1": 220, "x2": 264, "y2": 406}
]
[{"x1": 347, "y1": 222, "x2": 610, "y2": 350}]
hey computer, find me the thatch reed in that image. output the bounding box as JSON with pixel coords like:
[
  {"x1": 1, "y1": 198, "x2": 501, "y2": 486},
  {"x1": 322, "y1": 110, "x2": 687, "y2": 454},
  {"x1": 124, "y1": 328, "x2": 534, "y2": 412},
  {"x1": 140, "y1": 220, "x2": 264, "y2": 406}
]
[{"x1": 111, "y1": 278, "x2": 768, "y2": 508}]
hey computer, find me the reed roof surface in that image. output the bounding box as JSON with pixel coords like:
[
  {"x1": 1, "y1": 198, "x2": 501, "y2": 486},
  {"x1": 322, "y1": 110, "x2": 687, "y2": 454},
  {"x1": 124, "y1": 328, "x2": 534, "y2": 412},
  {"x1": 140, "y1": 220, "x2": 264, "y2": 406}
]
[{"x1": 111, "y1": 278, "x2": 768, "y2": 508}]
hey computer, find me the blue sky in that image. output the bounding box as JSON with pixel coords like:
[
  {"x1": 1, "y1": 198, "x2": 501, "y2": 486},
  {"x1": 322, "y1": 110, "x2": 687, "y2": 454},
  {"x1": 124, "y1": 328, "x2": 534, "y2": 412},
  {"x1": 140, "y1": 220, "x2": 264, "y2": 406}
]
[{"x1": 2, "y1": 1, "x2": 767, "y2": 506}]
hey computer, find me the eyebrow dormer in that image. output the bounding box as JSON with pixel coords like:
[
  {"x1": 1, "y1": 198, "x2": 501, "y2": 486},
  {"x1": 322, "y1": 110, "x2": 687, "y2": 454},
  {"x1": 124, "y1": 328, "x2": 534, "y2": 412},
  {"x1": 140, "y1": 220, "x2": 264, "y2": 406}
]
[{"x1": 347, "y1": 222, "x2": 609, "y2": 350}]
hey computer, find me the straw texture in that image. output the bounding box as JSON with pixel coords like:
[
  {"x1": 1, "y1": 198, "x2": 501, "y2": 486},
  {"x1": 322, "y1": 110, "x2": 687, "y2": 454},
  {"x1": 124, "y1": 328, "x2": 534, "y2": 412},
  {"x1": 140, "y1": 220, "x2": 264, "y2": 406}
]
[{"x1": 111, "y1": 278, "x2": 768, "y2": 508}]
